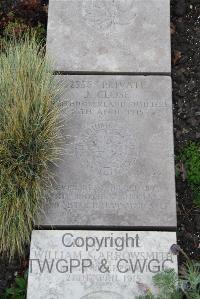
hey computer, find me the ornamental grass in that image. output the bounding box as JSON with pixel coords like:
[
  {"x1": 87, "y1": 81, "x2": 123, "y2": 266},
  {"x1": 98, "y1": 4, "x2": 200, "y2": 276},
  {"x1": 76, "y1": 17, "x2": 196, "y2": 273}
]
[{"x1": 0, "y1": 35, "x2": 62, "y2": 257}]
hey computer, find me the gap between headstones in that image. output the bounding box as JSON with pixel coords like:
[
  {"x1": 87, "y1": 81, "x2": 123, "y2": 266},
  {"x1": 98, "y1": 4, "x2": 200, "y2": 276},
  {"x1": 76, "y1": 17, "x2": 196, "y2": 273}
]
[
  {"x1": 53, "y1": 72, "x2": 171, "y2": 76},
  {"x1": 34, "y1": 225, "x2": 177, "y2": 232}
]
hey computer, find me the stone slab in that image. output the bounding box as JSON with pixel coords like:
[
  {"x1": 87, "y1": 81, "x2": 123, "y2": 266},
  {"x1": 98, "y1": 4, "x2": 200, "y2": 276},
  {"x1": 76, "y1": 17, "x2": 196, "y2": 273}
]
[
  {"x1": 27, "y1": 230, "x2": 177, "y2": 299},
  {"x1": 38, "y1": 75, "x2": 176, "y2": 227},
  {"x1": 47, "y1": 0, "x2": 171, "y2": 73}
]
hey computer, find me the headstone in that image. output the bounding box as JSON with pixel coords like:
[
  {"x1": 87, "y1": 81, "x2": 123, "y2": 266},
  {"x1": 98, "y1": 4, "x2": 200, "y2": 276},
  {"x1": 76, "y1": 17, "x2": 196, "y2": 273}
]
[
  {"x1": 27, "y1": 0, "x2": 178, "y2": 297},
  {"x1": 47, "y1": 0, "x2": 171, "y2": 73},
  {"x1": 38, "y1": 75, "x2": 176, "y2": 227},
  {"x1": 27, "y1": 230, "x2": 177, "y2": 299}
]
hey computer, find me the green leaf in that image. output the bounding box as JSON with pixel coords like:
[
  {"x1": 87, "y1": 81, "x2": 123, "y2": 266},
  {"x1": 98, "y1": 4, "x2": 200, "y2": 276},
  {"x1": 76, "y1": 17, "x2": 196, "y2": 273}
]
[
  {"x1": 15, "y1": 277, "x2": 26, "y2": 290},
  {"x1": 5, "y1": 288, "x2": 15, "y2": 295}
]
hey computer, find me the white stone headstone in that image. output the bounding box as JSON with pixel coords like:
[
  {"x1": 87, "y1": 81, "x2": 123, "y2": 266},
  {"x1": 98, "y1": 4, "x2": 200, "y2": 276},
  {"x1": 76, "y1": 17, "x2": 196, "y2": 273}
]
[
  {"x1": 47, "y1": 0, "x2": 171, "y2": 73},
  {"x1": 27, "y1": 230, "x2": 177, "y2": 299},
  {"x1": 38, "y1": 75, "x2": 176, "y2": 227}
]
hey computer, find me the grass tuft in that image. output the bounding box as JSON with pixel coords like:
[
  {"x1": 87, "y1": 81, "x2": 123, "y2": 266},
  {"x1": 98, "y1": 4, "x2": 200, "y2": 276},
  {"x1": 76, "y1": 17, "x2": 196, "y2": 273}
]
[
  {"x1": 0, "y1": 35, "x2": 62, "y2": 258},
  {"x1": 180, "y1": 142, "x2": 200, "y2": 207}
]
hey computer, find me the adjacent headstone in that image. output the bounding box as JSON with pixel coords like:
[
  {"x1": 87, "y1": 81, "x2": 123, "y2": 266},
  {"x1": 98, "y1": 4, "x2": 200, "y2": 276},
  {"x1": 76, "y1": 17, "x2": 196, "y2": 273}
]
[
  {"x1": 38, "y1": 75, "x2": 176, "y2": 227},
  {"x1": 47, "y1": 0, "x2": 171, "y2": 73},
  {"x1": 27, "y1": 230, "x2": 177, "y2": 299}
]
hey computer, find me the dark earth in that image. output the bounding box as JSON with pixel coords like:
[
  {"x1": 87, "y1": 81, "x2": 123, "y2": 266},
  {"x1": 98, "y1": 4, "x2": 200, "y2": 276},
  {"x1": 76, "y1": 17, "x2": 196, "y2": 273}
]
[
  {"x1": 171, "y1": 0, "x2": 200, "y2": 264},
  {"x1": 0, "y1": 0, "x2": 200, "y2": 295}
]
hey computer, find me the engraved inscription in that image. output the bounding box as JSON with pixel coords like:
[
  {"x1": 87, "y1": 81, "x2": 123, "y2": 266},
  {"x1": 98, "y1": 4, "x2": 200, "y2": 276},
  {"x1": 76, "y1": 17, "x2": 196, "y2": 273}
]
[
  {"x1": 74, "y1": 122, "x2": 136, "y2": 177},
  {"x1": 59, "y1": 79, "x2": 170, "y2": 118},
  {"x1": 47, "y1": 183, "x2": 162, "y2": 212},
  {"x1": 82, "y1": 0, "x2": 136, "y2": 33},
  {"x1": 81, "y1": 291, "x2": 123, "y2": 299},
  {"x1": 38, "y1": 76, "x2": 175, "y2": 227}
]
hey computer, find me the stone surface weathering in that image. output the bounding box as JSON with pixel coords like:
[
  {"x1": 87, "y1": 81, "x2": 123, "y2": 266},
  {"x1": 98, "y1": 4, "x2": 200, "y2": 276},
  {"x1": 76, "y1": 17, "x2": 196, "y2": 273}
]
[
  {"x1": 38, "y1": 75, "x2": 176, "y2": 227},
  {"x1": 47, "y1": 0, "x2": 171, "y2": 73}
]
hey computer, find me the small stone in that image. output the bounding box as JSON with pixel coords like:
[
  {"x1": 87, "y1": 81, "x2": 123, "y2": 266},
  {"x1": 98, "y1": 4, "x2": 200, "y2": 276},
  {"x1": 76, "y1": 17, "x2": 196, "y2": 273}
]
[{"x1": 170, "y1": 244, "x2": 181, "y2": 255}]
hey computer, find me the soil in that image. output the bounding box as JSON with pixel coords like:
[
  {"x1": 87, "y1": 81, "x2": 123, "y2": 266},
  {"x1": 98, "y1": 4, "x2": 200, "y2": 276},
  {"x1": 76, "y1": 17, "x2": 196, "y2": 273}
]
[
  {"x1": 0, "y1": 0, "x2": 48, "y2": 37},
  {"x1": 171, "y1": 0, "x2": 200, "y2": 263},
  {"x1": 0, "y1": 0, "x2": 200, "y2": 295}
]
